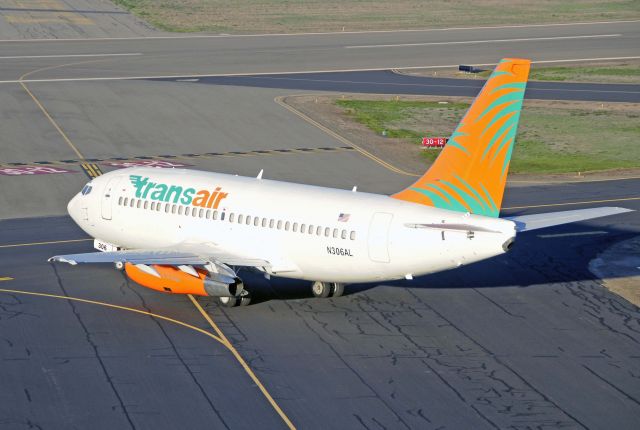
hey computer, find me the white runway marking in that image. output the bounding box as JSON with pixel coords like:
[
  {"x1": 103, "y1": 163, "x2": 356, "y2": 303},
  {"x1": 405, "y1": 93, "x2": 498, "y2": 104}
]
[
  {"x1": 346, "y1": 34, "x2": 621, "y2": 49},
  {"x1": 0, "y1": 56, "x2": 639, "y2": 85},
  {"x1": 0, "y1": 53, "x2": 142, "y2": 59},
  {"x1": 0, "y1": 19, "x2": 637, "y2": 42}
]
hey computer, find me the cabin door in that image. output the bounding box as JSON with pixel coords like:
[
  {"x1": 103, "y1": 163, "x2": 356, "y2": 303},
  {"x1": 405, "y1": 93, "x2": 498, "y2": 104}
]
[
  {"x1": 101, "y1": 177, "x2": 120, "y2": 220},
  {"x1": 368, "y1": 212, "x2": 393, "y2": 263}
]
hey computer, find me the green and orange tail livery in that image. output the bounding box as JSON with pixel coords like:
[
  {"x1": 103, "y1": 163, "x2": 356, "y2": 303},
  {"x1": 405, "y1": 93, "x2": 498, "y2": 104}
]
[{"x1": 392, "y1": 58, "x2": 531, "y2": 217}]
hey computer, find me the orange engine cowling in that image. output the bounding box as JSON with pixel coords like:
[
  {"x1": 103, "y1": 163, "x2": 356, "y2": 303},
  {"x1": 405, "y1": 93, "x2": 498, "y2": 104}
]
[{"x1": 124, "y1": 263, "x2": 239, "y2": 297}]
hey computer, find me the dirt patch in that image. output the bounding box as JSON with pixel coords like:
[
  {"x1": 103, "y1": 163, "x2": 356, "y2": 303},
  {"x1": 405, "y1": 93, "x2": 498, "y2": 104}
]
[
  {"x1": 589, "y1": 236, "x2": 640, "y2": 307},
  {"x1": 283, "y1": 93, "x2": 640, "y2": 182}
]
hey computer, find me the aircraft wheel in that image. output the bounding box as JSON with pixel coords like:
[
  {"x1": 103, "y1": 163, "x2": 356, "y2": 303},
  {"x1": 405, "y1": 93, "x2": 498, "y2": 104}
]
[
  {"x1": 311, "y1": 281, "x2": 331, "y2": 298},
  {"x1": 239, "y1": 291, "x2": 252, "y2": 307},
  {"x1": 218, "y1": 296, "x2": 239, "y2": 308},
  {"x1": 330, "y1": 282, "x2": 345, "y2": 298},
  {"x1": 114, "y1": 261, "x2": 125, "y2": 271}
]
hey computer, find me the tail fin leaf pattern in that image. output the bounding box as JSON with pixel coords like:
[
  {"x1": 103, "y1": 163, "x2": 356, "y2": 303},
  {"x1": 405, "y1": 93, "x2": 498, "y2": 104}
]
[{"x1": 392, "y1": 58, "x2": 531, "y2": 217}]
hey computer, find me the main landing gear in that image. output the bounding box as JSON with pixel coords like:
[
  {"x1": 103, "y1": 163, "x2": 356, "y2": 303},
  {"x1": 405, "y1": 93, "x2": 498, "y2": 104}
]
[
  {"x1": 217, "y1": 289, "x2": 252, "y2": 308},
  {"x1": 311, "y1": 281, "x2": 345, "y2": 298}
]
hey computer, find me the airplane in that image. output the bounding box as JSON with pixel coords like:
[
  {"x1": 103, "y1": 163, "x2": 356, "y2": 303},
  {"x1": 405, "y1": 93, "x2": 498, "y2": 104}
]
[{"x1": 49, "y1": 58, "x2": 632, "y2": 307}]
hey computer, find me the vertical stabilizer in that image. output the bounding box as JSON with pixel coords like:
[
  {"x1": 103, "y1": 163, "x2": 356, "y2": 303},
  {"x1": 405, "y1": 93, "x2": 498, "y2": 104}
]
[{"x1": 392, "y1": 58, "x2": 531, "y2": 217}]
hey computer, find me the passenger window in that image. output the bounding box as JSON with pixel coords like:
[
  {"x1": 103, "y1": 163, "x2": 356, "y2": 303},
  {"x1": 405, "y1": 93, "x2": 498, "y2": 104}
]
[
  {"x1": 262, "y1": 218, "x2": 267, "y2": 227},
  {"x1": 246, "y1": 216, "x2": 251, "y2": 225},
  {"x1": 308, "y1": 224, "x2": 314, "y2": 234},
  {"x1": 123, "y1": 197, "x2": 129, "y2": 206},
  {"x1": 333, "y1": 228, "x2": 338, "y2": 238},
  {"x1": 172, "y1": 204, "x2": 177, "y2": 214},
  {"x1": 157, "y1": 203, "x2": 161, "y2": 212},
  {"x1": 144, "y1": 201, "x2": 149, "y2": 209},
  {"x1": 150, "y1": 202, "x2": 155, "y2": 210},
  {"x1": 179, "y1": 206, "x2": 184, "y2": 215},
  {"x1": 293, "y1": 222, "x2": 298, "y2": 232},
  {"x1": 277, "y1": 220, "x2": 282, "y2": 230},
  {"x1": 118, "y1": 197, "x2": 123, "y2": 205},
  {"x1": 165, "y1": 203, "x2": 170, "y2": 213},
  {"x1": 206, "y1": 209, "x2": 211, "y2": 219},
  {"x1": 269, "y1": 219, "x2": 275, "y2": 228},
  {"x1": 254, "y1": 217, "x2": 259, "y2": 226},
  {"x1": 193, "y1": 209, "x2": 198, "y2": 217},
  {"x1": 238, "y1": 214, "x2": 243, "y2": 224},
  {"x1": 285, "y1": 221, "x2": 290, "y2": 231},
  {"x1": 350, "y1": 231, "x2": 356, "y2": 240},
  {"x1": 185, "y1": 206, "x2": 190, "y2": 216},
  {"x1": 130, "y1": 199, "x2": 135, "y2": 208},
  {"x1": 229, "y1": 213, "x2": 235, "y2": 223},
  {"x1": 136, "y1": 200, "x2": 142, "y2": 209},
  {"x1": 316, "y1": 226, "x2": 321, "y2": 236},
  {"x1": 341, "y1": 229, "x2": 347, "y2": 239},
  {"x1": 213, "y1": 210, "x2": 218, "y2": 220},
  {"x1": 324, "y1": 227, "x2": 330, "y2": 237},
  {"x1": 221, "y1": 212, "x2": 226, "y2": 221},
  {"x1": 301, "y1": 224, "x2": 306, "y2": 234}
]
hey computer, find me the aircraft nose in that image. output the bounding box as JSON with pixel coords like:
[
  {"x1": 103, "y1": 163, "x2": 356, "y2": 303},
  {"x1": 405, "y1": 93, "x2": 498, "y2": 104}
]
[{"x1": 67, "y1": 193, "x2": 81, "y2": 223}]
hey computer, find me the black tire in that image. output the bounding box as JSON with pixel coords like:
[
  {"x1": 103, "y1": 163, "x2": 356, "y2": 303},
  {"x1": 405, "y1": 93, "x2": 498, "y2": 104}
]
[
  {"x1": 330, "y1": 282, "x2": 345, "y2": 298},
  {"x1": 311, "y1": 281, "x2": 331, "y2": 298},
  {"x1": 239, "y1": 295, "x2": 252, "y2": 306},
  {"x1": 218, "y1": 296, "x2": 239, "y2": 308}
]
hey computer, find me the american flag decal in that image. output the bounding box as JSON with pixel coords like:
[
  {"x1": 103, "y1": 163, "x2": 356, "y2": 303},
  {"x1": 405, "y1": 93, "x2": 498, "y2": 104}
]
[{"x1": 338, "y1": 213, "x2": 350, "y2": 222}]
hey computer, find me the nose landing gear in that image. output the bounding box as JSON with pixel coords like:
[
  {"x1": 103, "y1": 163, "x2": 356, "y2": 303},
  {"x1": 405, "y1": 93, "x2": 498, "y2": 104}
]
[{"x1": 311, "y1": 281, "x2": 345, "y2": 298}]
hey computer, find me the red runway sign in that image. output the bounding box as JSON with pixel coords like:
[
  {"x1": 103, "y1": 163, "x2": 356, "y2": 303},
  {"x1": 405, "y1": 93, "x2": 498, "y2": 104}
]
[
  {"x1": 0, "y1": 166, "x2": 77, "y2": 176},
  {"x1": 421, "y1": 137, "x2": 448, "y2": 148},
  {"x1": 103, "y1": 160, "x2": 191, "y2": 168}
]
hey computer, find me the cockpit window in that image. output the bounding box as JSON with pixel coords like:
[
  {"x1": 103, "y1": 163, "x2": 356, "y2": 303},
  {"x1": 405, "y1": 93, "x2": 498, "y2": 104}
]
[{"x1": 81, "y1": 185, "x2": 93, "y2": 195}]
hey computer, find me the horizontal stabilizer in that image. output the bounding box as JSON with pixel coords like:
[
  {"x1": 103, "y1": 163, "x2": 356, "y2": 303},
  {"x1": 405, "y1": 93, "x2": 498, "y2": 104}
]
[
  {"x1": 404, "y1": 223, "x2": 500, "y2": 233},
  {"x1": 506, "y1": 207, "x2": 633, "y2": 232}
]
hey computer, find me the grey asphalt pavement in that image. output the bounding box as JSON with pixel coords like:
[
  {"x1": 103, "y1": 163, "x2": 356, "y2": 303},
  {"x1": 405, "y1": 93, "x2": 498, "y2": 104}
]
[
  {"x1": 155, "y1": 70, "x2": 640, "y2": 103},
  {"x1": 0, "y1": 20, "x2": 638, "y2": 82},
  {"x1": 1, "y1": 187, "x2": 639, "y2": 429},
  {"x1": 1, "y1": 6, "x2": 639, "y2": 429}
]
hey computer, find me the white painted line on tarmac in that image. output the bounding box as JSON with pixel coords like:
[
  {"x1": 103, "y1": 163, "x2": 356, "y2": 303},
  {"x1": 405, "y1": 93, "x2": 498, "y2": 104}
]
[
  {"x1": 345, "y1": 34, "x2": 621, "y2": 49},
  {"x1": 537, "y1": 231, "x2": 608, "y2": 238},
  {"x1": 0, "y1": 19, "x2": 638, "y2": 42},
  {"x1": 0, "y1": 53, "x2": 142, "y2": 60},
  {"x1": 1, "y1": 56, "x2": 639, "y2": 85}
]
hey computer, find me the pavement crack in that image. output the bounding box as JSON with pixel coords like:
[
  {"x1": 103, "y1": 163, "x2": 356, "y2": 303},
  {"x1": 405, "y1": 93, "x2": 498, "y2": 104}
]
[
  {"x1": 51, "y1": 265, "x2": 136, "y2": 430},
  {"x1": 122, "y1": 276, "x2": 231, "y2": 429},
  {"x1": 582, "y1": 364, "x2": 640, "y2": 407},
  {"x1": 285, "y1": 299, "x2": 412, "y2": 430}
]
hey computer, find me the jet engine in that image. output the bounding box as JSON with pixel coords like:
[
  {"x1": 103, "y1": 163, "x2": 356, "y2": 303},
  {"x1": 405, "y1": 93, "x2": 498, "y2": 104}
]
[{"x1": 124, "y1": 263, "x2": 242, "y2": 297}]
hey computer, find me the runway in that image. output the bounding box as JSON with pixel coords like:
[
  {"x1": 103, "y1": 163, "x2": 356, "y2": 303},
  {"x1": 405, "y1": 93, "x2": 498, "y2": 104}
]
[
  {"x1": 1, "y1": 5, "x2": 640, "y2": 430},
  {"x1": 0, "y1": 20, "x2": 639, "y2": 82}
]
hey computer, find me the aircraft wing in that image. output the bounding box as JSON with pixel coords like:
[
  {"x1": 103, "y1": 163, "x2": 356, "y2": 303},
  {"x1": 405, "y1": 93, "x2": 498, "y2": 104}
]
[
  {"x1": 505, "y1": 207, "x2": 633, "y2": 232},
  {"x1": 48, "y1": 249, "x2": 270, "y2": 269}
]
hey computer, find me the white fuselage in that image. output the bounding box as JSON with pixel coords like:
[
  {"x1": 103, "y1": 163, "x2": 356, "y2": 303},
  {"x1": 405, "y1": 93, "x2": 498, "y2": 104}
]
[{"x1": 68, "y1": 167, "x2": 517, "y2": 283}]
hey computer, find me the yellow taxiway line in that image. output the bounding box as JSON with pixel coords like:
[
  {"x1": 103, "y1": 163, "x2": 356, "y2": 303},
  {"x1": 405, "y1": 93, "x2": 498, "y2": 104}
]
[
  {"x1": 0, "y1": 287, "x2": 223, "y2": 343},
  {"x1": 0, "y1": 287, "x2": 296, "y2": 429},
  {"x1": 188, "y1": 294, "x2": 297, "y2": 430},
  {"x1": 274, "y1": 95, "x2": 418, "y2": 177}
]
